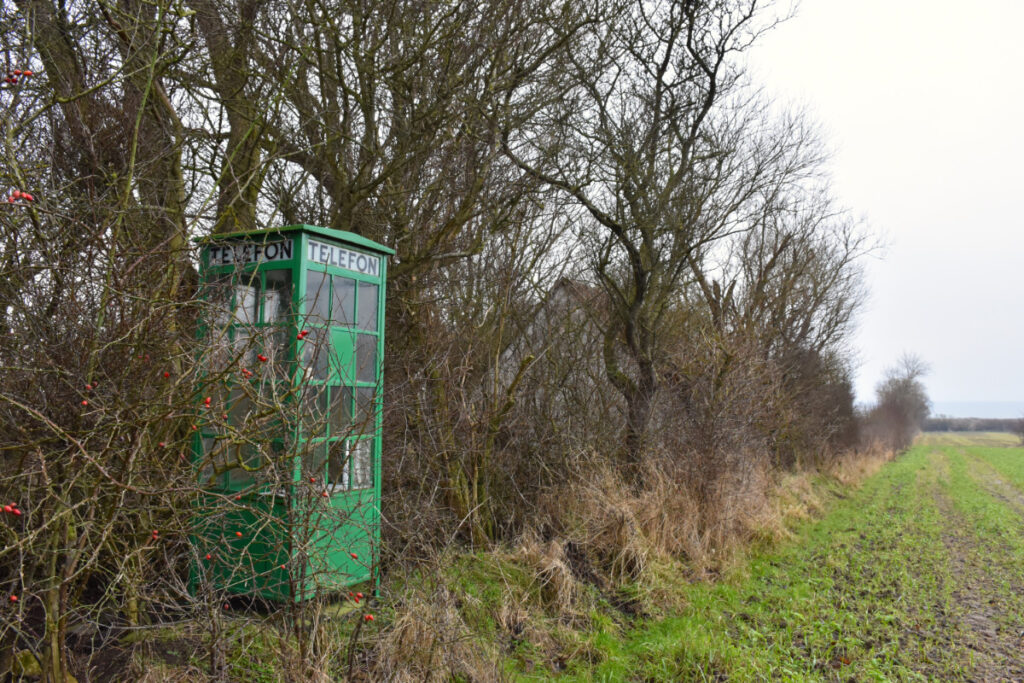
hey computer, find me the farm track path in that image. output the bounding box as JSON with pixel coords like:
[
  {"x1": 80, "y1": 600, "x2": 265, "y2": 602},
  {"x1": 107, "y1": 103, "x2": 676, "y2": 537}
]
[{"x1": 933, "y1": 449, "x2": 1024, "y2": 682}]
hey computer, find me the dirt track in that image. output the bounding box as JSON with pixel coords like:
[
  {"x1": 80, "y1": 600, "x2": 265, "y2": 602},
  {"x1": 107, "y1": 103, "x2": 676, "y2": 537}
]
[{"x1": 930, "y1": 446, "x2": 1024, "y2": 682}]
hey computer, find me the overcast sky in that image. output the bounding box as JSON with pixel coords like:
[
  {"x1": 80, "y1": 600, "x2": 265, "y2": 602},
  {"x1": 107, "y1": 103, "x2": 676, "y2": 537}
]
[{"x1": 745, "y1": 0, "x2": 1024, "y2": 413}]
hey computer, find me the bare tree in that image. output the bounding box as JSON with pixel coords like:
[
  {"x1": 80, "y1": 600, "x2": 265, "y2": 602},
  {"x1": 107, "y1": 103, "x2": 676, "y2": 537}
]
[
  {"x1": 502, "y1": 0, "x2": 828, "y2": 473},
  {"x1": 865, "y1": 354, "x2": 931, "y2": 451}
]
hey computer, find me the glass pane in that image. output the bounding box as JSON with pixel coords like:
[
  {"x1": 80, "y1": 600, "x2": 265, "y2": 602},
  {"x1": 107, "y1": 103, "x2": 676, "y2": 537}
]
[
  {"x1": 262, "y1": 270, "x2": 291, "y2": 323},
  {"x1": 355, "y1": 387, "x2": 376, "y2": 433},
  {"x1": 357, "y1": 283, "x2": 378, "y2": 331},
  {"x1": 303, "y1": 440, "x2": 327, "y2": 479},
  {"x1": 253, "y1": 379, "x2": 289, "y2": 434},
  {"x1": 328, "y1": 440, "x2": 349, "y2": 488},
  {"x1": 234, "y1": 282, "x2": 259, "y2": 326},
  {"x1": 200, "y1": 437, "x2": 217, "y2": 483},
  {"x1": 232, "y1": 328, "x2": 254, "y2": 366},
  {"x1": 332, "y1": 277, "x2": 355, "y2": 326},
  {"x1": 226, "y1": 444, "x2": 257, "y2": 487},
  {"x1": 256, "y1": 441, "x2": 289, "y2": 487},
  {"x1": 203, "y1": 276, "x2": 232, "y2": 331},
  {"x1": 329, "y1": 385, "x2": 353, "y2": 436},
  {"x1": 229, "y1": 387, "x2": 254, "y2": 426},
  {"x1": 305, "y1": 270, "x2": 330, "y2": 324},
  {"x1": 356, "y1": 334, "x2": 377, "y2": 383},
  {"x1": 351, "y1": 440, "x2": 372, "y2": 489},
  {"x1": 301, "y1": 328, "x2": 328, "y2": 380},
  {"x1": 302, "y1": 385, "x2": 329, "y2": 439}
]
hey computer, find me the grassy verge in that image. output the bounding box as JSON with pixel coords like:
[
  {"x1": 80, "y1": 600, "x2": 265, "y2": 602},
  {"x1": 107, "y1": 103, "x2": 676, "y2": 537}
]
[
  {"x1": 532, "y1": 447, "x2": 958, "y2": 681},
  {"x1": 482, "y1": 438, "x2": 1021, "y2": 680},
  {"x1": 132, "y1": 436, "x2": 1024, "y2": 680}
]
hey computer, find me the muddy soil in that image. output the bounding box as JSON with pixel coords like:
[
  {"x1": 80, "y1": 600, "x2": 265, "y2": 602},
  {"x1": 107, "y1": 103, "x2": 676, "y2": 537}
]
[{"x1": 933, "y1": 462, "x2": 1024, "y2": 682}]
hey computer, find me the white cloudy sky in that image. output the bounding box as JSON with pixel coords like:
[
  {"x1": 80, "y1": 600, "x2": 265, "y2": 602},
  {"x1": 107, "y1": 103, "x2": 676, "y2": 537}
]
[{"x1": 746, "y1": 0, "x2": 1024, "y2": 413}]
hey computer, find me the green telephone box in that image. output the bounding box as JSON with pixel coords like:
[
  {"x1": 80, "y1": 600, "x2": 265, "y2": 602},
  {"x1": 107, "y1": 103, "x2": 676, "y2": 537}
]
[{"x1": 191, "y1": 225, "x2": 392, "y2": 601}]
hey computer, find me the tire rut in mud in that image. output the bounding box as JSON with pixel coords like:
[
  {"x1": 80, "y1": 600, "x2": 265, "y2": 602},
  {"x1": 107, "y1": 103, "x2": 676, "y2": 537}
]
[{"x1": 931, "y1": 460, "x2": 1024, "y2": 682}]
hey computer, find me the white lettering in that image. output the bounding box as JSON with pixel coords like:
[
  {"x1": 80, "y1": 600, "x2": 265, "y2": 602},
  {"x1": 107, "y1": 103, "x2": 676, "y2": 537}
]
[{"x1": 307, "y1": 240, "x2": 380, "y2": 277}]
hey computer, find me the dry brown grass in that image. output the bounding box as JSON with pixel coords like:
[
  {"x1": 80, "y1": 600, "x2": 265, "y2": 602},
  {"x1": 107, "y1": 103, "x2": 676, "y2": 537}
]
[
  {"x1": 371, "y1": 580, "x2": 503, "y2": 682},
  {"x1": 531, "y1": 451, "x2": 800, "y2": 587},
  {"x1": 826, "y1": 446, "x2": 894, "y2": 487},
  {"x1": 516, "y1": 534, "x2": 579, "y2": 613}
]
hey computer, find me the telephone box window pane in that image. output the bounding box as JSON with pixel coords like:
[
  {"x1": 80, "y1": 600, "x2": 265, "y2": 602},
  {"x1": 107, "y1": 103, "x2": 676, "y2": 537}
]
[
  {"x1": 229, "y1": 387, "x2": 254, "y2": 426},
  {"x1": 226, "y1": 444, "x2": 257, "y2": 487},
  {"x1": 356, "y1": 334, "x2": 377, "y2": 383},
  {"x1": 301, "y1": 328, "x2": 328, "y2": 380},
  {"x1": 262, "y1": 270, "x2": 291, "y2": 323},
  {"x1": 203, "y1": 276, "x2": 232, "y2": 331},
  {"x1": 332, "y1": 277, "x2": 355, "y2": 327},
  {"x1": 200, "y1": 437, "x2": 217, "y2": 483},
  {"x1": 231, "y1": 327, "x2": 254, "y2": 366},
  {"x1": 254, "y1": 380, "x2": 288, "y2": 438},
  {"x1": 357, "y1": 283, "x2": 378, "y2": 331},
  {"x1": 328, "y1": 439, "x2": 349, "y2": 488},
  {"x1": 303, "y1": 440, "x2": 328, "y2": 479},
  {"x1": 302, "y1": 385, "x2": 329, "y2": 439},
  {"x1": 305, "y1": 270, "x2": 330, "y2": 323},
  {"x1": 257, "y1": 441, "x2": 289, "y2": 486},
  {"x1": 234, "y1": 282, "x2": 259, "y2": 326},
  {"x1": 355, "y1": 387, "x2": 376, "y2": 432},
  {"x1": 351, "y1": 440, "x2": 372, "y2": 489},
  {"x1": 329, "y1": 385, "x2": 353, "y2": 436}
]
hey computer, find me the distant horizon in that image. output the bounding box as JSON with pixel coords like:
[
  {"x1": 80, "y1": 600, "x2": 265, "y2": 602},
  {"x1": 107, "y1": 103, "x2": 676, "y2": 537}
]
[{"x1": 928, "y1": 401, "x2": 1024, "y2": 420}]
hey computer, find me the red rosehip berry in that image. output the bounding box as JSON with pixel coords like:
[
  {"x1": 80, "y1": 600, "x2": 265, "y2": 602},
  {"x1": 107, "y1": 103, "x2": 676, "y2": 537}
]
[
  {"x1": 223, "y1": 603, "x2": 230, "y2": 610},
  {"x1": 22, "y1": 71, "x2": 32, "y2": 77},
  {"x1": 9, "y1": 595, "x2": 16, "y2": 602},
  {"x1": 349, "y1": 552, "x2": 358, "y2": 559},
  {"x1": 356, "y1": 592, "x2": 363, "y2": 599},
  {"x1": 257, "y1": 354, "x2": 268, "y2": 362},
  {"x1": 163, "y1": 371, "x2": 170, "y2": 378},
  {"x1": 364, "y1": 614, "x2": 373, "y2": 621},
  {"x1": 3, "y1": 505, "x2": 11, "y2": 513},
  {"x1": 159, "y1": 442, "x2": 166, "y2": 448},
  {"x1": 12, "y1": 509, "x2": 21, "y2": 516},
  {"x1": 235, "y1": 531, "x2": 242, "y2": 538},
  {"x1": 22, "y1": 193, "x2": 33, "y2": 202},
  {"x1": 205, "y1": 554, "x2": 212, "y2": 560},
  {"x1": 321, "y1": 491, "x2": 329, "y2": 498},
  {"x1": 12, "y1": 70, "x2": 21, "y2": 76},
  {"x1": 81, "y1": 400, "x2": 88, "y2": 406}
]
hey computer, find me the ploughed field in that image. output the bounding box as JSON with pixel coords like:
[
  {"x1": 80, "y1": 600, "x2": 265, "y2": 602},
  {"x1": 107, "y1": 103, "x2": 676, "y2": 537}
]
[{"x1": 540, "y1": 433, "x2": 1024, "y2": 681}]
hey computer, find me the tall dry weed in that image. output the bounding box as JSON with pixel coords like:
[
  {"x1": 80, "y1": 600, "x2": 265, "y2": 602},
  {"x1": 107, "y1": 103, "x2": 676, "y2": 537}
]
[
  {"x1": 516, "y1": 534, "x2": 579, "y2": 612},
  {"x1": 371, "y1": 582, "x2": 502, "y2": 683}
]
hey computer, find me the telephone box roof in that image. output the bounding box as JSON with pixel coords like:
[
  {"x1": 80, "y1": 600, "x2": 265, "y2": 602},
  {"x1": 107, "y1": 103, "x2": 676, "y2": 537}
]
[{"x1": 195, "y1": 224, "x2": 395, "y2": 256}]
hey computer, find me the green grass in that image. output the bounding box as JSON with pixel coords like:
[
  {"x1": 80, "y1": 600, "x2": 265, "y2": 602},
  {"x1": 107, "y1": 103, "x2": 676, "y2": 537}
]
[
  {"x1": 135, "y1": 434, "x2": 1024, "y2": 680},
  {"x1": 505, "y1": 436, "x2": 1024, "y2": 681},
  {"x1": 968, "y1": 444, "x2": 1024, "y2": 492}
]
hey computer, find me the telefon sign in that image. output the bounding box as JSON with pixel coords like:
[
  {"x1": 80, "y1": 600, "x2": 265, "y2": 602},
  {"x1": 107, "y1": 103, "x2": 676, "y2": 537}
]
[
  {"x1": 307, "y1": 240, "x2": 380, "y2": 277},
  {"x1": 206, "y1": 240, "x2": 294, "y2": 266}
]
